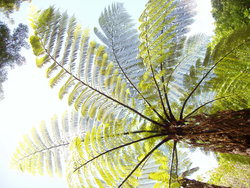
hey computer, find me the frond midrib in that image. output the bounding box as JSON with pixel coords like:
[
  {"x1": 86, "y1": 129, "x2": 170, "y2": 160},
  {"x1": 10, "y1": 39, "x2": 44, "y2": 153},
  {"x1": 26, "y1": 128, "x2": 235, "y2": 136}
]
[
  {"x1": 16, "y1": 142, "x2": 69, "y2": 163},
  {"x1": 40, "y1": 40, "x2": 164, "y2": 127}
]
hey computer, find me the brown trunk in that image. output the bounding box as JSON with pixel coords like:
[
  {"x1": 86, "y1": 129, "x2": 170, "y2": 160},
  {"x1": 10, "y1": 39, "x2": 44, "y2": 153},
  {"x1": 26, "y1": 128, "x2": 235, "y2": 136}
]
[
  {"x1": 181, "y1": 178, "x2": 230, "y2": 188},
  {"x1": 178, "y1": 109, "x2": 250, "y2": 155}
]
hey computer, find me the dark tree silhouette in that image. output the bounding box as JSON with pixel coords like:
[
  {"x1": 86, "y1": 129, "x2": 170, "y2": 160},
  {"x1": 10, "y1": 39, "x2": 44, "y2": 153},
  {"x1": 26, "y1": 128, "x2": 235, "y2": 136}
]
[{"x1": 0, "y1": 21, "x2": 28, "y2": 98}]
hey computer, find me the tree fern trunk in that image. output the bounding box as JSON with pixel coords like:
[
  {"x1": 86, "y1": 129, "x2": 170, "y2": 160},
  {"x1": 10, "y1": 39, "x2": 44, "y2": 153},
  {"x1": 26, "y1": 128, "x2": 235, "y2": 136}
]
[
  {"x1": 181, "y1": 109, "x2": 250, "y2": 156},
  {"x1": 181, "y1": 178, "x2": 230, "y2": 188}
]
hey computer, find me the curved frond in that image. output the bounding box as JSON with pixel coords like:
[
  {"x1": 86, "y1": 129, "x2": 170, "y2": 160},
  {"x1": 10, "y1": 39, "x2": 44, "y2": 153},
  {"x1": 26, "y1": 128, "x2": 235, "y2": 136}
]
[
  {"x1": 29, "y1": 7, "x2": 163, "y2": 127},
  {"x1": 207, "y1": 25, "x2": 250, "y2": 112}
]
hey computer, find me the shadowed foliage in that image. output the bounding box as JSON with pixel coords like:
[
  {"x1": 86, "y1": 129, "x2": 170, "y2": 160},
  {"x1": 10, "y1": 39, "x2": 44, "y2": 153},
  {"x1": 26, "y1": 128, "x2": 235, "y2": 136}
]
[
  {"x1": 0, "y1": 0, "x2": 31, "y2": 17},
  {"x1": 208, "y1": 153, "x2": 250, "y2": 187}
]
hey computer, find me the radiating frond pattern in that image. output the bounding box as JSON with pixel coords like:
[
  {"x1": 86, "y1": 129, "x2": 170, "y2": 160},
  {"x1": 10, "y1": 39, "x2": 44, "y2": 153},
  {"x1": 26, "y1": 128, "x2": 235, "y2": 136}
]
[
  {"x1": 67, "y1": 123, "x2": 171, "y2": 187},
  {"x1": 11, "y1": 0, "x2": 250, "y2": 187},
  {"x1": 138, "y1": 0, "x2": 198, "y2": 121},
  {"x1": 11, "y1": 110, "x2": 85, "y2": 176},
  {"x1": 29, "y1": 8, "x2": 146, "y2": 126},
  {"x1": 15, "y1": 0, "x2": 203, "y2": 186}
]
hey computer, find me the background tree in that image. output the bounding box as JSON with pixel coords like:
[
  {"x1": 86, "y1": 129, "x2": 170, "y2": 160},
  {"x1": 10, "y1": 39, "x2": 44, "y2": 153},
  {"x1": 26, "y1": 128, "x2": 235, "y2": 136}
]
[
  {"x1": 0, "y1": 21, "x2": 28, "y2": 99},
  {"x1": 211, "y1": 0, "x2": 250, "y2": 42},
  {"x1": 11, "y1": 0, "x2": 250, "y2": 187},
  {"x1": 0, "y1": 0, "x2": 30, "y2": 17}
]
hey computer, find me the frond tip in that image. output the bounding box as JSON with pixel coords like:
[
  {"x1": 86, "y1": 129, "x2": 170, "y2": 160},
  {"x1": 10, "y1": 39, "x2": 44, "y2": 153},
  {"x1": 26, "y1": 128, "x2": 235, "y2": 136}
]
[{"x1": 10, "y1": 110, "x2": 85, "y2": 177}]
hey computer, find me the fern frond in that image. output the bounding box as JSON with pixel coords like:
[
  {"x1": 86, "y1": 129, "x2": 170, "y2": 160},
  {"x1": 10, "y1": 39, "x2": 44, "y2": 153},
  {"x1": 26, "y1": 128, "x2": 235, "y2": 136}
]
[
  {"x1": 207, "y1": 25, "x2": 250, "y2": 112},
  {"x1": 138, "y1": 0, "x2": 197, "y2": 122},
  {"x1": 67, "y1": 121, "x2": 167, "y2": 187},
  {"x1": 93, "y1": 3, "x2": 169, "y2": 121},
  {"x1": 94, "y1": 3, "x2": 144, "y2": 90},
  {"x1": 180, "y1": 26, "x2": 250, "y2": 118},
  {"x1": 10, "y1": 110, "x2": 85, "y2": 177},
  {"x1": 29, "y1": 7, "x2": 163, "y2": 127}
]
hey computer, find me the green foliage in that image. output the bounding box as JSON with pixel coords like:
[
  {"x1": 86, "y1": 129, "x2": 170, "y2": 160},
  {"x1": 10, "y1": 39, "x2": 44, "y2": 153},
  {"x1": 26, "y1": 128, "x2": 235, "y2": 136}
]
[
  {"x1": 11, "y1": 110, "x2": 85, "y2": 177},
  {"x1": 11, "y1": 0, "x2": 250, "y2": 187},
  {"x1": 208, "y1": 153, "x2": 250, "y2": 187},
  {"x1": 211, "y1": 0, "x2": 250, "y2": 42},
  {"x1": 179, "y1": 24, "x2": 250, "y2": 117},
  {"x1": 94, "y1": 3, "x2": 143, "y2": 88},
  {"x1": 219, "y1": 153, "x2": 250, "y2": 165},
  {"x1": 208, "y1": 25, "x2": 250, "y2": 112},
  {"x1": 30, "y1": 35, "x2": 44, "y2": 57}
]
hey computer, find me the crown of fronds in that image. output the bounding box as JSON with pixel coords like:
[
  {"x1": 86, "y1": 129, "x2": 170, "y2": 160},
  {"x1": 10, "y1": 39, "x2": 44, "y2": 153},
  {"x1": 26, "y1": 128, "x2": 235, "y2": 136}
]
[{"x1": 11, "y1": 0, "x2": 250, "y2": 187}]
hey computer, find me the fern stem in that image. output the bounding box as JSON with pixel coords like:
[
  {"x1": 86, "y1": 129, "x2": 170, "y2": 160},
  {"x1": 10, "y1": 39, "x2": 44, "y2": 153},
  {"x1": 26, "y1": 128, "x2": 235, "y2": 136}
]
[
  {"x1": 111, "y1": 45, "x2": 166, "y2": 122},
  {"x1": 169, "y1": 141, "x2": 177, "y2": 188},
  {"x1": 160, "y1": 62, "x2": 176, "y2": 122},
  {"x1": 184, "y1": 96, "x2": 229, "y2": 119},
  {"x1": 16, "y1": 142, "x2": 69, "y2": 162},
  {"x1": 73, "y1": 133, "x2": 165, "y2": 172},
  {"x1": 115, "y1": 130, "x2": 162, "y2": 136},
  {"x1": 175, "y1": 145, "x2": 178, "y2": 180},
  {"x1": 160, "y1": 63, "x2": 171, "y2": 121},
  {"x1": 98, "y1": 130, "x2": 162, "y2": 139},
  {"x1": 179, "y1": 40, "x2": 249, "y2": 120},
  {"x1": 166, "y1": 60, "x2": 182, "y2": 87},
  {"x1": 43, "y1": 48, "x2": 164, "y2": 127},
  {"x1": 143, "y1": 23, "x2": 169, "y2": 123},
  {"x1": 158, "y1": 17, "x2": 176, "y2": 123},
  {"x1": 139, "y1": 152, "x2": 153, "y2": 172},
  {"x1": 150, "y1": 62, "x2": 169, "y2": 123},
  {"x1": 118, "y1": 137, "x2": 170, "y2": 187}
]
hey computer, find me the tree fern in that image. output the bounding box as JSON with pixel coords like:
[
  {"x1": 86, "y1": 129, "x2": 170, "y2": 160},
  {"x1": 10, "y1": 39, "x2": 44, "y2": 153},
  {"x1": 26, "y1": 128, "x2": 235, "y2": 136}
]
[{"x1": 11, "y1": 0, "x2": 250, "y2": 187}]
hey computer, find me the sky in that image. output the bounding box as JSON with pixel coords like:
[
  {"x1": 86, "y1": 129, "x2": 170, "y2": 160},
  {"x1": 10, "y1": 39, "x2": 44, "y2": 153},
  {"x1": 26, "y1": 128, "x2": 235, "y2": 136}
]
[{"x1": 0, "y1": 0, "x2": 215, "y2": 187}]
